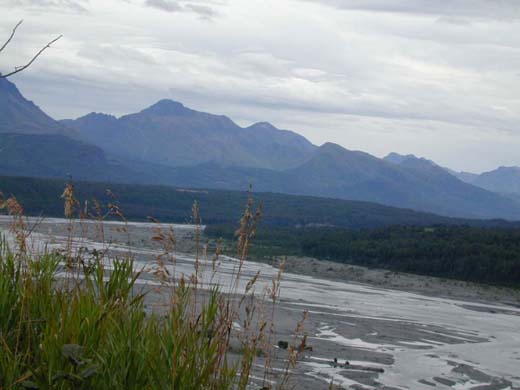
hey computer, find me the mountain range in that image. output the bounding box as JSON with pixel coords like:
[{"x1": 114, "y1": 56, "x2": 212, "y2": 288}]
[
  {"x1": 61, "y1": 100, "x2": 315, "y2": 170},
  {"x1": 1, "y1": 76, "x2": 520, "y2": 220},
  {"x1": 460, "y1": 166, "x2": 520, "y2": 196},
  {"x1": 0, "y1": 77, "x2": 74, "y2": 137},
  {"x1": 384, "y1": 152, "x2": 520, "y2": 198}
]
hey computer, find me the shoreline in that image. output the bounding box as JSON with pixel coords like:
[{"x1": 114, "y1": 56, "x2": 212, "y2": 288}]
[
  {"x1": 250, "y1": 255, "x2": 520, "y2": 308},
  {"x1": 3, "y1": 214, "x2": 518, "y2": 307}
]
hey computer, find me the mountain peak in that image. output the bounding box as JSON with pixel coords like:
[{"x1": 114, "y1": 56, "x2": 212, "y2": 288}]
[
  {"x1": 0, "y1": 77, "x2": 19, "y2": 94},
  {"x1": 81, "y1": 112, "x2": 117, "y2": 121},
  {"x1": 141, "y1": 99, "x2": 189, "y2": 116},
  {"x1": 319, "y1": 142, "x2": 348, "y2": 153},
  {"x1": 496, "y1": 166, "x2": 520, "y2": 172},
  {"x1": 0, "y1": 77, "x2": 76, "y2": 137},
  {"x1": 309, "y1": 142, "x2": 363, "y2": 163},
  {"x1": 384, "y1": 152, "x2": 419, "y2": 164},
  {"x1": 472, "y1": 165, "x2": 520, "y2": 195},
  {"x1": 248, "y1": 121, "x2": 277, "y2": 130},
  {"x1": 384, "y1": 152, "x2": 443, "y2": 172}
]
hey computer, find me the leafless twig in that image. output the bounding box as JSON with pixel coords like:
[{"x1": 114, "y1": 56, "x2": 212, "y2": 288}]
[
  {"x1": 0, "y1": 20, "x2": 23, "y2": 53},
  {"x1": 0, "y1": 20, "x2": 62, "y2": 78}
]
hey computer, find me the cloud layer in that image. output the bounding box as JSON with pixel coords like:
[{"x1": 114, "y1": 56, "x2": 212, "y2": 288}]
[
  {"x1": 300, "y1": 0, "x2": 520, "y2": 19},
  {"x1": 144, "y1": 0, "x2": 221, "y2": 18},
  {"x1": 1, "y1": 0, "x2": 519, "y2": 171}
]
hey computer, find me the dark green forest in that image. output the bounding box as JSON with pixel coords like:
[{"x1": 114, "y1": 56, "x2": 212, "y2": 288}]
[
  {"x1": 2, "y1": 176, "x2": 520, "y2": 286},
  {"x1": 207, "y1": 225, "x2": 520, "y2": 287},
  {"x1": 3, "y1": 175, "x2": 513, "y2": 228}
]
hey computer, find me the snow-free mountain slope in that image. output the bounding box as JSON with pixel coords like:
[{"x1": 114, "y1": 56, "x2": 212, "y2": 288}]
[
  {"x1": 3, "y1": 78, "x2": 520, "y2": 220},
  {"x1": 0, "y1": 78, "x2": 76, "y2": 137},
  {"x1": 62, "y1": 99, "x2": 316, "y2": 170}
]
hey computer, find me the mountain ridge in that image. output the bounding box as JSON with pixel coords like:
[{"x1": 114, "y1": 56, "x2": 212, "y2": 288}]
[
  {"x1": 62, "y1": 98, "x2": 316, "y2": 170},
  {"x1": 0, "y1": 78, "x2": 76, "y2": 137},
  {"x1": 385, "y1": 152, "x2": 520, "y2": 196},
  {"x1": 472, "y1": 166, "x2": 520, "y2": 195},
  {"x1": 3, "y1": 78, "x2": 520, "y2": 220}
]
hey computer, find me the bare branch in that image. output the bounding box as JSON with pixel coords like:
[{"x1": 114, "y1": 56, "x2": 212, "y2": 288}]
[
  {"x1": 0, "y1": 20, "x2": 23, "y2": 53},
  {"x1": 0, "y1": 35, "x2": 62, "y2": 79}
]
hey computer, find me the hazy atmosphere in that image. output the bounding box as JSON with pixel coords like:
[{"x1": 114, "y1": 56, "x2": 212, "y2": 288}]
[{"x1": 2, "y1": 0, "x2": 520, "y2": 172}]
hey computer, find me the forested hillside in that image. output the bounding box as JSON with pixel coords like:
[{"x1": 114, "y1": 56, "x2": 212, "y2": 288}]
[
  {"x1": 207, "y1": 225, "x2": 520, "y2": 287},
  {"x1": 1, "y1": 175, "x2": 516, "y2": 229}
]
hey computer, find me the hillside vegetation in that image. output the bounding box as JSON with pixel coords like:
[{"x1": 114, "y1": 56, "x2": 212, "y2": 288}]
[
  {"x1": 2, "y1": 176, "x2": 520, "y2": 287},
  {"x1": 1, "y1": 175, "x2": 517, "y2": 229},
  {"x1": 207, "y1": 225, "x2": 520, "y2": 287}
]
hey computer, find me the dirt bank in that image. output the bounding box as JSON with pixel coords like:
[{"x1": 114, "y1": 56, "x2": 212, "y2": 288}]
[{"x1": 254, "y1": 256, "x2": 520, "y2": 307}]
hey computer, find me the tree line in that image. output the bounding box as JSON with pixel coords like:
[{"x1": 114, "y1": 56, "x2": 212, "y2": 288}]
[{"x1": 206, "y1": 224, "x2": 520, "y2": 287}]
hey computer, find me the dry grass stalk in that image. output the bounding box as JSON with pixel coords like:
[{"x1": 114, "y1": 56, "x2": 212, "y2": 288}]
[
  {"x1": 0, "y1": 193, "x2": 27, "y2": 253},
  {"x1": 61, "y1": 182, "x2": 80, "y2": 266},
  {"x1": 233, "y1": 191, "x2": 263, "y2": 293},
  {"x1": 61, "y1": 182, "x2": 78, "y2": 219},
  {"x1": 0, "y1": 182, "x2": 306, "y2": 389},
  {"x1": 261, "y1": 257, "x2": 286, "y2": 388},
  {"x1": 192, "y1": 200, "x2": 201, "y2": 288},
  {"x1": 278, "y1": 310, "x2": 308, "y2": 389}
]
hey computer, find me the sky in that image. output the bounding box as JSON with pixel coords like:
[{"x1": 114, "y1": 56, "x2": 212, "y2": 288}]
[{"x1": 1, "y1": 0, "x2": 520, "y2": 173}]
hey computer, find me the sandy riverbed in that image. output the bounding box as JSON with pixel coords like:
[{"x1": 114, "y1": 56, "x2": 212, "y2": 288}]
[{"x1": 256, "y1": 256, "x2": 520, "y2": 308}]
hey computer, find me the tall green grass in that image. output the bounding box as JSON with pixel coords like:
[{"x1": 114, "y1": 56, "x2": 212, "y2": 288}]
[
  {"x1": 0, "y1": 187, "x2": 302, "y2": 389},
  {"x1": 0, "y1": 244, "x2": 242, "y2": 389}
]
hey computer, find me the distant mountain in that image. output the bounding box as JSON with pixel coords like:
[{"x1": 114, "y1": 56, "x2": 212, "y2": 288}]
[
  {"x1": 143, "y1": 144, "x2": 520, "y2": 220},
  {"x1": 510, "y1": 193, "x2": 520, "y2": 203},
  {"x1": 384, "y1": 152, "x2": 423, "y2": 165},
  {"x1": 0, "y1": 78, "x2": 75, "y2": 136},
  {"x1": 384, "y1": 152, "x2": 481, "y2": 183},
  {"x1": 387, "y1": 153, "x2": 520, "y2": 197},
  {"x1": 384, "y1": 152, "x2": 444, "y2": 170},
  {"x1": 471, "y1": 167, "x2": 520, "y2": 195},
  {"x1": 0, "y1": 132, "x2": 212, "y2": 185},
  {"x1": 281, "y1": 145, "x2": 520, "y2": 219},
  {"x1": 3, "y1": 78, "x2": 520, "y2": 220},
  {"x1": 0, "y1": 77, "x2": 135, "y2": 182},
  {"x1": 62, "y1": 100, "x2": 316, "y2": 170},
  {"x1": 447, "y1": 170, "x2": 479, "y2": 184},
  {"x1": 293, "y1": 144, "x2": 419, "y2": 203},
  {"x1": 0, "y1": 133, "x2": 111, "y2": 180},
  {"x1": 444, "y1": 163, "x2": 520, "y2": 196}
]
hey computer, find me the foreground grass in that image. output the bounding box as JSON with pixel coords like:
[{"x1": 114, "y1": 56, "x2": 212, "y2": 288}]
[
  {"x1": 0, "y1": 187, "x2": 303, "y2": 389},
  {"x1": 0, "y1": 244, "x2": 242, "y2": 389}
]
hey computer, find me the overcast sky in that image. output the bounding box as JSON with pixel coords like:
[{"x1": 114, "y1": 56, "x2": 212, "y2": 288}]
[{"x1": 1, "y1": 0, "x2": 520, "y2": 172}]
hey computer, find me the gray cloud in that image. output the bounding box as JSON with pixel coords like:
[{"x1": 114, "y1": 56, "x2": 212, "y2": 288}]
[
  {"x1": 145, "y1": 0, "x2": 182, "y2": 12},
  {"x1": 184, "y1": 4, "x2": 218, "y2": 19},
  {"x1": 144, "y1": 0, "x2": 221, "y2": 18},
  {"x1": 299, "y1": 0, "x2": 520, "y2": 19},
  {"x1": 2, "y1": 0, "x2": 89, "y2": 13}
]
